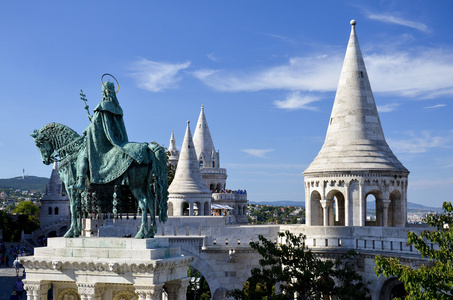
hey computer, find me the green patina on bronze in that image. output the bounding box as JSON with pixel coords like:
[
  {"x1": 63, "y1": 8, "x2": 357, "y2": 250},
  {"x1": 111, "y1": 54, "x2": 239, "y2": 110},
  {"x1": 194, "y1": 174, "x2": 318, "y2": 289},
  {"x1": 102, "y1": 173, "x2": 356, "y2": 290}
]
[{"x1": 31, "y1": 76, "x2": 168, "y2": 239}]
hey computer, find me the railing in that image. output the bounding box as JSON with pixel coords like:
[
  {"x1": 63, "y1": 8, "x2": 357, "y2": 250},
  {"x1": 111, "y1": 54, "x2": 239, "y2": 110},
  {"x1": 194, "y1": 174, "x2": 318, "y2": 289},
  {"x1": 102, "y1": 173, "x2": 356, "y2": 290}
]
[{"x1": 201, "y1": 168, "x2": 227, "y2": 175}]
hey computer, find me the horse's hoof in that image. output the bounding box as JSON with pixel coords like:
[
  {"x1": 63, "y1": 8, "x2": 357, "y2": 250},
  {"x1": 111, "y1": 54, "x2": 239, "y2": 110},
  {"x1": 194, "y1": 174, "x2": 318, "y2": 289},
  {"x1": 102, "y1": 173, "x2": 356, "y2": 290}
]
[{"x1": 135, "y1": 232, "x2": 145, "y2": 239}]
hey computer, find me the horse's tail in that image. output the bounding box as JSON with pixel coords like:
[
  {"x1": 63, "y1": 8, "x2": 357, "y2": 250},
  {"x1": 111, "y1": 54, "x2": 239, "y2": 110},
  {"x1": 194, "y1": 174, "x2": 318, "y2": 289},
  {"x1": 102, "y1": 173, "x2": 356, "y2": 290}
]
[{"x1": 149, "y1": 143, "x2": 169, "y2": 223}]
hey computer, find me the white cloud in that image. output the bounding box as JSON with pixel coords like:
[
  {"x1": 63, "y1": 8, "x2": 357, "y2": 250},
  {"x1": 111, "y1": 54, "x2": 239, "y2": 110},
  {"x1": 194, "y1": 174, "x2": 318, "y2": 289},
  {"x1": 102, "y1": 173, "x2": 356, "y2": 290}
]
[
  {"x1": 129, "y1": 58, "x2": 191, "y2": 92},
  {"x1": 241, "y1": 149, "x2": 274, "y2": 158},
  {"x1": 267, "y1": 33, "x2": 297, "y2": 44},
  {"x1": 424, "y1": 104, "x2": 446, "y2": 109},
  {"x1": 366, "y1": 13, "x2": 430, "y2": 33},
  {"x1": 207, "y1": 53, "x2": 217, "y2": 62},
  {"x1": 274, "y1": 92, "x2": 322, "y2": 111},
  {"x1": 193, "y1": 48, "x2": 453, "y2": 99},
  {"x1": 193, "y1": 55, "x2": 342, "y2": 92},
  {"x1": 365, "y1": 50, "x2": 453, "y2": 98},
  {"x1": 388, "y1": 130, "x2": 452, "y2": 154},
  {"x1": 377, "y1": 103, "x2": 400, "y2": 113}
]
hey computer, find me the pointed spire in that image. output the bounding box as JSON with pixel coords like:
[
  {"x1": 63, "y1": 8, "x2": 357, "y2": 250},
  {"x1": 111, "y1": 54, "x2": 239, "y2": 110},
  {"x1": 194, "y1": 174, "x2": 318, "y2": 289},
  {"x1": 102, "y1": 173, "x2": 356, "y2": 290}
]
[
  {"x1": 193, "y1": 105, "x2": 218, "y2": 169},
  {"x1": 41, "y1": 162, "x2": 69, "y2": 200},
  {"x1": 168, "y1": 121, "x2": 211, "y2": 194},
  {"x1": 168, "y1": 130, "x2": 180, "y2": 168},
  {"x1": 304, "y1": 20, "x2": 408, "y2": 174}
]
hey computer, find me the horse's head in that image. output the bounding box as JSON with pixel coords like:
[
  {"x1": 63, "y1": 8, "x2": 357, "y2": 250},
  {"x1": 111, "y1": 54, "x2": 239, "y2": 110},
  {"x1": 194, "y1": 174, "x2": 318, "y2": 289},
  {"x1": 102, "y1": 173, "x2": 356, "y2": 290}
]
[{"x1": 31, "y1": 128, "x2": 55, "y2": 165}]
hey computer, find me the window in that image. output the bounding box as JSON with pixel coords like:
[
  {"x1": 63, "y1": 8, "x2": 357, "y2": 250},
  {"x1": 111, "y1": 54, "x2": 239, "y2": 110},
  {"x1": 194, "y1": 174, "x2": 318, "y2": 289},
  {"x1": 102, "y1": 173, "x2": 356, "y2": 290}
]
[
  {"x1": 48, "y1": 207, "x2": 52, "y2": 215},
  {"x1": 199, "y1": 161, "x2": 203, "y2": 168},
  {"x1": 55, "y1": 207, "x2": 59, "y2": 215}
]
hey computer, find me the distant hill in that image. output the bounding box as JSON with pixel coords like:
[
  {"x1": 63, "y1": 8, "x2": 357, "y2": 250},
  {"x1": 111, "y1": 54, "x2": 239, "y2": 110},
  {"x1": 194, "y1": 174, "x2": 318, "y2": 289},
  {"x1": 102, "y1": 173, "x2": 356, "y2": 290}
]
[
  {"x1": 250, "y1": 200, "x2": 441, "y2": 210},
  {"x1": 250, "y1": 200, "x2": 305, "y2": 207},
  {"x1": 0, "y1": 176, "x2": 49, "y2": 192},
  {"x1": 366, "y1": 201, "x2": 441, "y2": 210}
]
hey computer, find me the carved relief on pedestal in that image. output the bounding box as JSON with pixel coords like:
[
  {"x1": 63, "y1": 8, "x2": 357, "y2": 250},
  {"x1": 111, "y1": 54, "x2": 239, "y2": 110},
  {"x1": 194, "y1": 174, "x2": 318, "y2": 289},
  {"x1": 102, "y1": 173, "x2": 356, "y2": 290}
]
[
  {"x1": 57, "y1": 288, "x2": 81, "y2": 300},
  {"x1": 113, "y1": 290, "x2": 138, "y2": 300}
]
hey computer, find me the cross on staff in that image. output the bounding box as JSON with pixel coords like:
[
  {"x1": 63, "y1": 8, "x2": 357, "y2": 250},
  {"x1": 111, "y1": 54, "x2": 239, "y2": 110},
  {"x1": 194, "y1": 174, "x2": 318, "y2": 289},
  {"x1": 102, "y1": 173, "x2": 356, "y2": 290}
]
[{"x1": 80, "y1": 89, "x2": 92, "y2": 121}]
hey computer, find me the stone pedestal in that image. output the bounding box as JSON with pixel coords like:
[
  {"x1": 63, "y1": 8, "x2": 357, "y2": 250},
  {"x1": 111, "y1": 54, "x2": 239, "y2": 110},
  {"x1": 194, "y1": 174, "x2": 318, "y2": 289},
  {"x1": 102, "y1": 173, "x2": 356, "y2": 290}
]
[{"x1": 20, "y1": 237, "x2": 193, "y2": 300}]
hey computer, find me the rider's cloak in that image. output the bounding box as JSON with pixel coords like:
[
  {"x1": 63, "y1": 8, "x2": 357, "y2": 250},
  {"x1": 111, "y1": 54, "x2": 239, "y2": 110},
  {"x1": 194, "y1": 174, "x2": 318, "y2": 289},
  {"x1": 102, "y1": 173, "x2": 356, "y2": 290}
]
[{"x1": 86, "y1": 82, "x2": 148, "y2": 184}]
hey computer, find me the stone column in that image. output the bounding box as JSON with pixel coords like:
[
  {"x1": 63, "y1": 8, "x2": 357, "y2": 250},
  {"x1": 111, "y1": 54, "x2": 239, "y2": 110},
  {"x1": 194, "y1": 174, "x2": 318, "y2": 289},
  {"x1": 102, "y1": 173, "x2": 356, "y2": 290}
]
[
  {"x1": 77, "y1": 283, "x2": 104, "y2": 300},
  {"x1": 345, "y1": 182, "x2": 351, "y2": 226},
  {"x1": 379, "y1": 200, "x2": 391, "y2": 227},
  {"x1": 359, "y1": 181, "x2": 365, "y2": 226},
  {"x1": 320, "y1": 199, "x2": 334, "y2": 226},
  {"x1": 189, "y1": 203, "x2": 194, "y2": 216},
  {"x1": 135, "y1": 284, "x2": 164, "y2": 300},
  {"x1": 305, "y1": 181, "x2": 311, "y2": 226},
  {"x1": 165, "y1": 277, "x2": 191, "y2": 300},
  {"x1": 24, "y1": 281, "x2": 51, "y2": 300}
]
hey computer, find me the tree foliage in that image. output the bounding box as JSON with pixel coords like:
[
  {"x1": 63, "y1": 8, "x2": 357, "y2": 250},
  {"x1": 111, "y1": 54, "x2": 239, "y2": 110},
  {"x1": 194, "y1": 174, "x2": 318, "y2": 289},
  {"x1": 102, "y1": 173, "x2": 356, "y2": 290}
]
[
  {"x1": 13, "y1": 200, "x2": 39, "y2": 216},
  {"x1": 231, "y1": 230, "x2": 370, "y2": 300},
  {"x1": 375, "y1": 201, "x2": 453, "y2": 299},
  {"x1": 187, "y1": 266, "x2": 211, "y2": 300}
]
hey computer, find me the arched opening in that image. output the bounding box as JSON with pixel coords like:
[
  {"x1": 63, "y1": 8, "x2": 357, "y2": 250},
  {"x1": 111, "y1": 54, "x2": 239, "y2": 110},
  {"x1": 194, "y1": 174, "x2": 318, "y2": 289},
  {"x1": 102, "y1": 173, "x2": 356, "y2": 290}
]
[
  {"x1": 212, "y1": 161, "x2": 215, "y2": 168},
  {"x1": 199, "y1": 161, "x2": 203, "y2": 168},
  {"x1": 327, "y1": 190, "x2": 345, "y2": 226},
  {"x1": 47, "y1": 231, "x2": 57, "y2": 238},
  {"x1": 379, "y1": 278, "x2": 407, "y2": 300},
  {"x1": 54, "y1": 207, "x2": 59, "y2": 215},
  {"x1": 182, "y1": 202, "x2": 190, "y2": 216},
  {"x1": 168, "y1": 202, "x2": 174, "y2": 216},
  {"x1": 48, "y1": 207, "x2": 52, "y2": 215},
  {"x1": 365, "y1": 191, "x2": 384, "y2": 226},
  {"x1": 58, "y1": 226, "x2": 68, "y2": 236},
  {"x1": 216, "y1": 183, "x2": 222, "y2": 192},
  {"x1": 210, "y1": 183, "x2": 215, "y2": 192},
  {"x1": 242, "y1": 206, "x2": 246, "y2": 216},
  {"x1": 310, "y1": 191, "x2": 323, "y2": 226},
  {"x1": 187, "y1": 266, "x2": 211, "y2": 300},
  {"x1": 194, "y1": 201, "x2": 201, "y2": 216}
]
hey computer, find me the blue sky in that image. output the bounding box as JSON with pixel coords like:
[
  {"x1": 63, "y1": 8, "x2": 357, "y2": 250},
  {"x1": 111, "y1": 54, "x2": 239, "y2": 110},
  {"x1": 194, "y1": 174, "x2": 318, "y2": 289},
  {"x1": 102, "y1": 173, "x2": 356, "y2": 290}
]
[{"x1": 0, "y1": 1, "x2": 452, "y2": 207}]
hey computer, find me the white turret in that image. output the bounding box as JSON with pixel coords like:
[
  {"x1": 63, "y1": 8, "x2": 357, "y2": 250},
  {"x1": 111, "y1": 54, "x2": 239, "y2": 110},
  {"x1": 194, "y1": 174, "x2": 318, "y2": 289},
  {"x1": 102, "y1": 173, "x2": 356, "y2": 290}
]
[
  {"x1": 193, "y1": 105, "x2": 227, "y2": 192},
  {"x1": 168, "y1": 130, "x2": 180, "y2": 169},
  {"x1": 167, "y1": 121, "x2": 212, "y2": 216},
  {"x1": 39, "y1": 162, "x2": 70, "y2": 231},
  {"x1": 303, "y1": 20, "x2": 409, "y2": 228}
]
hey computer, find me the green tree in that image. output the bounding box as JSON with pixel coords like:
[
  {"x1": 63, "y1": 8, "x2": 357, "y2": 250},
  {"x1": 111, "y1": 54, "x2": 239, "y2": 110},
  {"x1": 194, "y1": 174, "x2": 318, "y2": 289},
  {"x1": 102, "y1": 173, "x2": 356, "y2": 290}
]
[
  {"x1": 187, "y1": 266, "x2": 211, "y2": 300},
  {"x1": 12, "y1": 200, "x2": 39, "y2": 216},
  {"x1": 231, "y1": 230, "x2": 370, "y2": 300},
  {"x1": 375, "y1": 201, "x2": 453, "y2": 299},
  {"x1": 0, "y1": 210, "x2": 13, "y2": 241}
]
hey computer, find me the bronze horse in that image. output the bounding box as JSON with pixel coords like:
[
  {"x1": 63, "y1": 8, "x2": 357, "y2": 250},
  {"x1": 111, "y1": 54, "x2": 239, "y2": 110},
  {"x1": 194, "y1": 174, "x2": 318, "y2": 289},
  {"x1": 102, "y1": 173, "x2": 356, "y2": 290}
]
[{"x1": 31, "y1": 122, "x2": 168, "y2": 238}]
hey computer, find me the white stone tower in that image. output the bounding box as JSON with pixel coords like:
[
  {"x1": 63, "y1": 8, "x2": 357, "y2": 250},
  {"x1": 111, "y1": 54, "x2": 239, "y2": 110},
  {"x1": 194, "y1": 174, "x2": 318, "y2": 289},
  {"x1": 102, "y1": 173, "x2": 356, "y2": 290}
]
[
  {"x1": 168, "y1": 121, "x2": 212, "y2": 216},
  {"x1": 38, "y1": 162, "x2": 70, "y2": 237},
  {"x1": 168, "y1": 130, "x2": 180, "y2": 169},
  {"x1": 193, "y1": 105, "x2": 227, "y2": 192},
  {"x1": 303, "y1": 20, "x2": 409, "y2": 228}
]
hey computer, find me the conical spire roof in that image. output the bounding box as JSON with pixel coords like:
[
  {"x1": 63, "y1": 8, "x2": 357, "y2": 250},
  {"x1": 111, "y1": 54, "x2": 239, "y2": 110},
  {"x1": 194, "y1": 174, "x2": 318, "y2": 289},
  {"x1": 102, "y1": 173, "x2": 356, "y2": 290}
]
[
  {"x1": 41, "y1": 162, "x2": 69, "y2": 201},
  {"x1": 168, "y1": 130, "x2": 179, "y2": 158},
  {"x1": 193, "y1": 105, "x2": 216, "y2": 165},
  {"x1": 168, "y1": 121, "x2": 211, "y2": 194},
  {"x1": 304, "y1": 20, "x2": 408, "y2": 174}
]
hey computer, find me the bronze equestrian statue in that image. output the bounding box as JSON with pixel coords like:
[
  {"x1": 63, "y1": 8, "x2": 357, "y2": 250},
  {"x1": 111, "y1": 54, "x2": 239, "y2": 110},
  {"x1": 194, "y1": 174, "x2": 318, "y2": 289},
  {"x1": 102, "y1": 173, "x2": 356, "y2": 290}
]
[{"x1": 31, "y1": 76, "x2": 168, "y2": 238}]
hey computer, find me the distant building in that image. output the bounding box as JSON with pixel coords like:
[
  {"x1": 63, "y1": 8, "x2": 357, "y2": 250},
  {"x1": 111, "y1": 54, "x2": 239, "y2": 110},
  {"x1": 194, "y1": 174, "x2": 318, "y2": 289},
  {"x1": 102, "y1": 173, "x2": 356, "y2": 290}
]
[{"x1": 34, "y1": 162, "x2": 70, "y2": 240}]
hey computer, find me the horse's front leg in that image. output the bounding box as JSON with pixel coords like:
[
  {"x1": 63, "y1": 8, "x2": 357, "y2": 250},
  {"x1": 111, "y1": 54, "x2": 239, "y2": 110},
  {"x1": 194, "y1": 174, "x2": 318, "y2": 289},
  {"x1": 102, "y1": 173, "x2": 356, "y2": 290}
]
[
  {"x1": 64, "y1": 190, "x2": 80, "y2": 238},
  {"x1": 131, "y1": 187, "x2": 149, "y2": 239},
  {"x1": 145, "y1": 190, "x2": 156, "y2": 238}
]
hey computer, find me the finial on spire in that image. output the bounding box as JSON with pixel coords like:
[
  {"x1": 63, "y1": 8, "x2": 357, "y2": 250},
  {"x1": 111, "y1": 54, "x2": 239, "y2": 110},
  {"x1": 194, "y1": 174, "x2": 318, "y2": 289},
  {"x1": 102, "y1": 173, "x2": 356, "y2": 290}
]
[
  {"x1": 350, "y1": 19, "x2": 356, "y2": 26},
  {"x1": 187, "y1": 120, "x2": 190, "y2": 124},
  {"x1": 201, "y1": 104, "x2": 204, "y2": 111}
]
